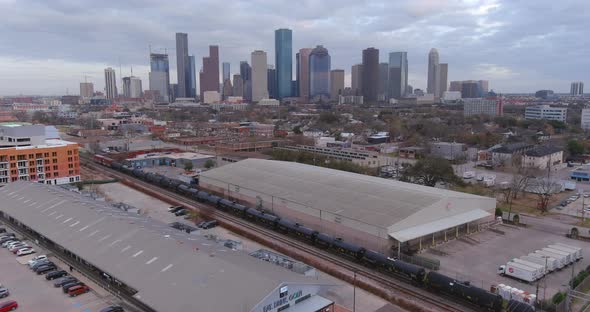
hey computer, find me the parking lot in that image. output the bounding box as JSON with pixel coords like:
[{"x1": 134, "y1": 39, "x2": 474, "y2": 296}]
[
  {"x1": 0, "y1": 232, "x2": 122, "y2": 312},
  {"x1": 425, "y1": 223, "x2": 590, "y2": 301},
  {"x1": 553, "y1": 192, "x2": 590, "y2": 218}
]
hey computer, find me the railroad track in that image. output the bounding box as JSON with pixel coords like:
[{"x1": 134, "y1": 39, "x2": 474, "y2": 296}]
[{"x1": 82, "y1": 160, "x2": 471, "y2": 312}]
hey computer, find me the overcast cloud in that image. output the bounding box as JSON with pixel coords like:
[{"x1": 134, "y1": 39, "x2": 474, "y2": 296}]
[{"x1": 0, "y1": 0, "x2": 587, "y2": 95}]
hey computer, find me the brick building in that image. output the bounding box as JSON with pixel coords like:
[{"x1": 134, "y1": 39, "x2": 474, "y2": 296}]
[{"x1": 0, "y1": 124, "x2": 80, "y2": 185}]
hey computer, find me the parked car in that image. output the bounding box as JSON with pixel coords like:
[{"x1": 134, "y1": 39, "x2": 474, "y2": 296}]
[
  {"x1": 30, "y1": 260, "x2": 52, "y2": 270},
  {"x1": 168, "y1": 205, "x2": 184, "y2": 213},
  {"x1": 0, "y1": 300, "x2": 17, "y2": 312},
  {"x1": 5, "y1": 241, "x2": 23, "y2": 249},
  {"x1": 0, "y1": 234, "x2": 15, "y2": 240},
  {"x1": 54, "y1": 277, "x2": 77, "y2": 288},
  {"x1": 62, "y1": 281, "x2": 84, "y2": 293},
  {"x1": 0, "y1": 288, "x2": 9, "y2": 299},
  {"x1": 0, "y1": 238, "x2": 15, "y2": 245},
  {"x1": 16, "y1": 248, "x2": 34, "y2": 257},
  {"x1": 45, "y1": 270, "x2": 67, "y2": 280},
  {"x1": 0, "y1": 228, "x2": 6, "y2": 234},
  {"x1": 27, "y1": 255, "x2": 47, "y2": 266},
  {"x1": 100, "y1": 306, "x2": 124, "y2": 312},
  {"x1": 35, "y1": 264, "x2": 57, "y2": 275},
  {"x1": 196, "y1": 221, "x2": 208, "y2": 228},
  {"x1": 2, "y1": 240, "x2": 20, "y2": 248},
  {"x1": 8, "y1": 244, "x2": 28, "y2": 253},
  {"x1": 68, "y1": 285, "x2": 90, "y2": 297},
  {"x1": 174, "y1": 209, "x2": 188, "y2": 216},
  {"x1": 201, "y1": 220, "x2": 218, "y2": 229}
]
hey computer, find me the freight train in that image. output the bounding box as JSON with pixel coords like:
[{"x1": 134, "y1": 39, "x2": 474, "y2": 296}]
[{"x1": 95, "y1": 156, "x2": 504, "y2": 312}]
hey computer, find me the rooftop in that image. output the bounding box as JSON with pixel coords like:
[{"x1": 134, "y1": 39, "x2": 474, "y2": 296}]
[
  {"x1": 128, "y1": 152, "x2": 214, "y2": 161},
  {"x1": 490, "y1": 142, "x2": 534, "y2": 154},
  {"x1": 0, "y1": 182, "x2": 323, "y2": 312},
  {"x1": 201, "y1": 159, "x2": 495, "y2": 242},
  {"x1": 524, "y1": 145, "x2": 563, "y2": 157}
]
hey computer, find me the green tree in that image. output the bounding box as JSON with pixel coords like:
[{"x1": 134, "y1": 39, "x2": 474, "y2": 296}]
[
  {"x1": 204, "y1": 159, "x2": 216, "y2": 169},
  {"x1": 400, "y1": 156, "x2": 462, "y2": 187},
  {"x1": 184, "y1": 162, "x2": 194, "y2": 171},
  {"x1": 567, "y1": 139, "x2": 585, "y2": 156}
]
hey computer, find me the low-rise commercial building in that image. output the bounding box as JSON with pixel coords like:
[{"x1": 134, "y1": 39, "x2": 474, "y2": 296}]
[
  {"x1": 0, "y1": 182, "x2": 335, "y2": 312},
  {"x1": 430, "y1": 142, "x2": 467, "y2": 161},
  {"x1": 278, "y1": 145, "x2": 394, "y2": 168},
  {"x1": 522, "y1": 146, "x2": 563, "y2": 170},
  {"x1": 125, "y1": 152, "x2": 215, "y2": 169},
  {"x1": 525, "y1": 105, "x2": 567, "y2": 122},
  {"x1": 581, "y1": 108, "x2": 590, "y2": 130}
]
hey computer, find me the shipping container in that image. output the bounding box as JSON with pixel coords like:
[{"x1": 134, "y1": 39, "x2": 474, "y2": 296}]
[
  {"x1": 543, "y1": 247, "x2": 574, "y2": 264},
  {"x1": 512, "y1": 258, "x2": 546, "y2": 275},
  {"x1": 522, "y1": 255, "x2": 557, "y2": 272},
  {"x1": 552, "y1": 243, "x2": 583, "y2": 260},
  {"x1": 498, "y1": 261, "x2": 541, "y2": 282},
  {"x1": 535, "y1": 250, "x2": 567, "y2": 268}
]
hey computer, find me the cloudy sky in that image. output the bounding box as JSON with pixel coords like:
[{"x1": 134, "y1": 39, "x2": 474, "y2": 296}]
[{"x1": 0, "y1": 0, "x2": 587, "y2": 95}]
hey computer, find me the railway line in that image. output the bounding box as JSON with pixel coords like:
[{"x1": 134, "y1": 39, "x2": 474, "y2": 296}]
[{"x1": 82, "y1": 159, "x2": 473, "y2": 312}]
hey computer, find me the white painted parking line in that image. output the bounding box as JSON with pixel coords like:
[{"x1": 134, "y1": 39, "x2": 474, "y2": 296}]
[
  {"x1": 161, "y1": 264, "x2": 173, "y2": 272},
  {"x1": 88, "y1": 230, "x2": 99, "y2": 238},
  {"x1": 62, "y1": 217, "x2": 73, "y2": 224},
  {"x1": 121, "y1": 245, "x2": 131, "y2": 253},
  {"x1": 98, "y1": 234, "x2": 112, "y2": 242},
  {"x1": 146, "y1": 257, "x2": 158, "y2": 264},
  {"x1": 132, "y1": 250, "x2": 143, "y2": 258},
  {"x1": 69, "y1": 221, "x2": 80, "y2": 227}
]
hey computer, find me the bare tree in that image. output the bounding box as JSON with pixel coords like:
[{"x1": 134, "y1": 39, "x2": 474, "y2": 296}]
[
  {"x1": 530, "y1": 161, "x2": 561, "y2": 213},
  {"x1": 501, "y1": 166, "x2": 532, "y2": 219}
]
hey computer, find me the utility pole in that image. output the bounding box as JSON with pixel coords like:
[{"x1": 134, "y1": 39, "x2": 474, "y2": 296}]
[{"x1": 353, "y1": 271, "x2": 356, "y2": 312}]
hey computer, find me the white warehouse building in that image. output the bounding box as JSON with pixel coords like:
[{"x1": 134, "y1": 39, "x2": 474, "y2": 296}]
[
  {"x1": 525, "y1": 105, "x2": 567, "y2": 122},
  {"x1": 200, "y1": 159, "x2": 497, "y2": 256}
]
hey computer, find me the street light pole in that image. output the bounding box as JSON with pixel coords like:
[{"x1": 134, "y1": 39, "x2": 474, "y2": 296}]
[{"x1": 353, "y1": 271, "x2": 356, "y2": 312}]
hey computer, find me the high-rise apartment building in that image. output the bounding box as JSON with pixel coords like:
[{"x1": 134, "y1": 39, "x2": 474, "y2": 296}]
[
  {"x1": 571, "y1": 81, "x2": 584, "y2": 96},
  {"x1": 79, "y1": 82, "x2": 94, "y2": 98},
  {"x1": 223, "y1": 62, "x2": 231, "y2": 82},
  {"x1": 449, "y1": 81, "x2": 462, "y2": 92},
  {"x1": 438, "y1": 63, "x2": 448, "y2": 97},
  {"x1": 199, "y1": 45, "x2": 220, "y2": 101},
  {"x1": 427, "y1": 48, "x2": 439, "y2": 95},
  {"x1": 122, "y1": 76, "x2": 142, "y2": 98},
  {"x1": 297, "y1": 48, "x2": 312, "y2": 101},
  {"x1": 251, "y1": 50, "x2": 268, "y2": 102},
  {"x1": 104, "y1": 67, "x2": 117, "y2": 100},
  {"x1": 267, "y1": 66, "x2": 277, "y2": 99},
  {"x1": 149, "y1": 53, "x2": 170, "y2": 102},
  {"x1": 388, "y1": 52, "x2": 408, "y2": 100},
  {"x1": 188, "y1": 55, "x2": 196, "y2": 98},
  {"x1": 175, "y1": 33, "x2": 189, "y2": 98},
  {"x1": 0, "y1": 124, "x2": 80, "y2": 185},
  {"x1": 463, "y1": 98, "x2": 503, "y2": 117},
  {"x1": 362, "y1": 47, "x2": 379, "y2": 102},
  {"x1": 351, "y1": 64, "x2": 363, "y2": 96},
  {"x1": 275, "y1": 28, "x2": 292, "y2": 99},
  {"x1": 309, "y1": 46, "x2": 331, "y2": 100},
  {"x1": 330, "y1": 69, "x2": 345, "y2": 100}
]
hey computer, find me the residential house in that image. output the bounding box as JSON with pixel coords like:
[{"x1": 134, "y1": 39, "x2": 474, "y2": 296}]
[{"x1": 522, "y1": 146, "x2": 563, "y2": 170}]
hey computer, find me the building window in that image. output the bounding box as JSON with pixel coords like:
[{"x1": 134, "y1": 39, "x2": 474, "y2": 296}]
[
  {"x1": 53, "y1": 165, "x2": 58, "y2": 170},
  {"x1": 44, "y1": 153, "x2": 49, "y2": 157},
  {"x1": 52, "y1": 152, "x2": 57, "y2": 157},
  {"x1": 52, "y1": 159, "x2": 57, "y2": 164},
  {"x1": 9, "y1": 156, "x2": 15, "y2": 161}
]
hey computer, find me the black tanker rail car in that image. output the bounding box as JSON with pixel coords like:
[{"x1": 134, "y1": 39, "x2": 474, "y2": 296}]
[
  {"x1": 426, "y1": 272, "x2": 503, "y2": 312},
  {"x1": 96, "y1": 159, "x2": 507, "y2": 312}
]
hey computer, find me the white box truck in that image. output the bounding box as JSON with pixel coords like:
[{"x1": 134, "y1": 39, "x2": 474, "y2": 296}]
[
  {"x1": 535, "y1": 250, "x2": 567, "y2": 268},
  {"x1": 543, "y1": 247, "x2": 573, "y2": 264},
  {"x1": 498, "y1": 261, "x2": 541, "y2": 282},
  {"x1": 552, "y1": 243, "x2": 583, "y2": 260},
  {"x1": 463, "y1": 171, "x2": 475, "y2": 179},
  {"x1": 522, "y1": 255, "x2": 558, "y2": 272},
  {"x1": 512, "y1": 258, "x2": 547, "y2": 275}
]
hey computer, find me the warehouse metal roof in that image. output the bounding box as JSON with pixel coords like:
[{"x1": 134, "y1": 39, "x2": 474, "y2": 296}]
[
  {"x1": 201, "y1": 159, "x2": 495, "y2": 242},
  {"x1": 0, "y1": 182, "x2": 325, "y2": 312}
]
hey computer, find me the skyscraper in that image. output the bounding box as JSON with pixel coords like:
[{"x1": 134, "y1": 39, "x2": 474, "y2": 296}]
[
  {"x1": 240, "y1": 61, "x2": 252, "y2": 102},
  {"x1": 571, "y1": 81, "x2": 584, "y2": 96},
  {"x1": 388, "y1": 52, "x2": 408, "y2": 99},
  {"x1": 251, "y1": 50, "x2": 268, "y2": 102},
  {"x1": 378, "y1": 63, "x2": 389, "y2": 101},
  {"x1": 222, "y1": 79, "x2": 232, "y2": 100},
  {"x1": 149, "y1": 53, "x2": 170, "y2": 101},
  {"x1": 275, "y1": 28, "x2": 292, "y2": 99},
  {"x1": 175, "y1": 33, "x2": 189, "y2": 98},
  {"x1": 449, "y1": 81, "x2": 462, "y2": 92},
  {"x1": 122, "y1": 76, "x2": 142, "y2": 98},
  {"x1": 79, "y1": 82, "x2": 94, "y2": 98},
  {"x1": 223, "y1": 62, "x2": 230, "y2": 82},
  {"x1": 199, "y1": 45, "x2": 220, "y2": 101},
  {"x1": 351, "y1": 64, "x2": 363, "y2": 96},
  {"x1": 330, "y1": 69, "x2": 345, "y2": 100},
  {"x1": 104, "y1": 67, "x2": 117, "y2": 100},
  {"x1": 309, "y1": 45, "x2": 331, "y2": 100},
  {"x1": 427, "y1": 48, "x2": 439, "y2": 95},
  {"x1": 232, "y1": 74, "x2": 243, "y2": 97},
  {"x1": 362, "y1": 47, "x2": 379, "y2": 102},
  {"x1": 267, "y1": 66, "x2": 277, "y2": 99},
  {"x1": 438, "y1": 63, "x2": 448, "y2": 97},
  {"x1": 297, "y1": 48, "x2": 312, "y2": 101},
  {"x1": 188, "y1": 55, "x2": 196, "y2": 98}
]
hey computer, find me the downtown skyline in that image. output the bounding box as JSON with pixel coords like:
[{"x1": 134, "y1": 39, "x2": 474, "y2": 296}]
[{"x1": 0, "y1": 0, "x2": 587, "y2": 95}]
